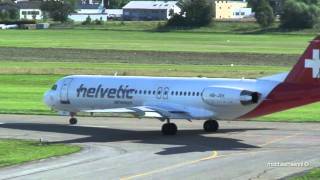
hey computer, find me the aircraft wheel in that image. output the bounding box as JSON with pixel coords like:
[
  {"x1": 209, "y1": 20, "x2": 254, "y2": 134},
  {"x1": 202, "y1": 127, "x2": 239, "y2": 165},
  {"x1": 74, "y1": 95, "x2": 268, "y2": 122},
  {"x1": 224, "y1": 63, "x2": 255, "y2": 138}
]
[
  {"x1": 162, "y1": 123, "x2": 177, "y2": 135},
  {"x1": 203, "y1": 120, "x2": 219, "y2": 132},
  {"x1": 69, "y1": 117, "x2": 78, "y2": 125}
]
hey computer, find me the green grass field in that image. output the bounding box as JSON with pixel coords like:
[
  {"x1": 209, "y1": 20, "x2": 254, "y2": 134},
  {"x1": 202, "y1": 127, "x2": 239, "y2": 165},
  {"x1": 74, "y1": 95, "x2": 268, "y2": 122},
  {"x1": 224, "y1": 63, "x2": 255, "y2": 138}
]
[
  {"x1": 0, "y1": 29, "x2": 313, "y2": 54},
  {"x1": 0, "y1": 139, "x2": 80, "y2": 167}
]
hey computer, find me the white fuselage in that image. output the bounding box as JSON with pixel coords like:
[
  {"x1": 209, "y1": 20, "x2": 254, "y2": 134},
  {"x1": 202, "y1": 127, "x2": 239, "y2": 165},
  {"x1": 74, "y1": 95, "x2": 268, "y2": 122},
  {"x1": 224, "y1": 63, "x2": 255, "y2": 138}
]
[{"x1": 44, "y1": 75, "x2": 281, "y2": 120}]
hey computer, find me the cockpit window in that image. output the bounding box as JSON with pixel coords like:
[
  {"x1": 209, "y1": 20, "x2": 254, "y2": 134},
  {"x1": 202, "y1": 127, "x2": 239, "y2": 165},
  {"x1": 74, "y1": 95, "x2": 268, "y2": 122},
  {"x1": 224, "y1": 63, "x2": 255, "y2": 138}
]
[{"x1": 51, "y1": 84, "x2": 58, "y2": 91}]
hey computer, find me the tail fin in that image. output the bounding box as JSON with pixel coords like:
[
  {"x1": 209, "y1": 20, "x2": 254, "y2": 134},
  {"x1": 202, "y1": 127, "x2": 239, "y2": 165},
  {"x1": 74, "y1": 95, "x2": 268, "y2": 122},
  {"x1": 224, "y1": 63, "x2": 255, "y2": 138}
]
[{"x1": 285, "y1": 36, "x2": 320, "y2": 85}]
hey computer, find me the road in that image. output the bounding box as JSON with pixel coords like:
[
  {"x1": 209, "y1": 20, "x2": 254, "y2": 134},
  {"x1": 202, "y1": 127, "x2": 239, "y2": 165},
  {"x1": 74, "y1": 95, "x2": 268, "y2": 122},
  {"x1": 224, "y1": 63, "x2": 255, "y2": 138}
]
[{"x1": 0, "y1": 115, "x2": 319, "y2": 180}]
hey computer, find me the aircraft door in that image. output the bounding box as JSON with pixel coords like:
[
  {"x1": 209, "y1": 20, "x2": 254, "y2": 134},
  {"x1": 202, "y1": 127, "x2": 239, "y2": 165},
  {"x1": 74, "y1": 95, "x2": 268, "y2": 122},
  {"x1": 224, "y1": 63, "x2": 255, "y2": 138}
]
[
  {"x1": 163, "y1": 87, "x2": 169, "y2": 99},
  {"x1": 60, "y1": 78, "x2": 73, "y2": 104},
  {"x1": 156, "y1": 87, "x2": 163, "y2": 99}
]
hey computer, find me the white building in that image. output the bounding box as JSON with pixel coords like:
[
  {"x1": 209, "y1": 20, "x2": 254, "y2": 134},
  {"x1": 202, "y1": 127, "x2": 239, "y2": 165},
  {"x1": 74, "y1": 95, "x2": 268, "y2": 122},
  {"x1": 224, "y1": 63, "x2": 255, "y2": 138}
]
[
  {"x1": 123, "y1": 1, "x2": 181, "y2": 21},
  {"x1": 17, "y1": 1, "x2": 42, "y2": 20},
  {"x1": 69, "y1": 3, "x2": 108, "y2": 22}
]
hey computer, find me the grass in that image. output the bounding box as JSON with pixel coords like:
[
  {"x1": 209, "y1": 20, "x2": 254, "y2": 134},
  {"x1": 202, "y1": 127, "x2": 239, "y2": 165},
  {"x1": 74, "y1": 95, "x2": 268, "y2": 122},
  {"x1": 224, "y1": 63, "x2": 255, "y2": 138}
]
[
  {"x1": 289, "y1": 168, "x2": 320, "y2": 180},
  {"x1": 57, "y1": 21, "x2": 320, "y2": 35},
  {"x1": 0, "y1": 61, "x2": 289, "y2": 77},
  {"x1": 260, "y1": 103, "x2": 320, "y2": 122},
  {"x1": 0, "y1": 74, "x2": 61, "y2": 115},
  {"x1": 0, "y1": 139, "x2": 81, "y2": 167},
  {"x1": 0, "y1": 29, "x2": 314, "y2": 54},
  {"x1": 0, "y1": 47, "x2": 299, "y2": 66}
]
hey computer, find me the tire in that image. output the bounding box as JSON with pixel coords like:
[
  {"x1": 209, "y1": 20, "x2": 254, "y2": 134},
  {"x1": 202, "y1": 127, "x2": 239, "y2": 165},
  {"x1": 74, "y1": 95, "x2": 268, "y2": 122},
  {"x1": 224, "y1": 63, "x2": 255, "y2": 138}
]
[
  {"x1": 69, "y1": 118, "x2": 78, "y2": 125},
  {"x1": 203, "y1": 120, "x2": 219, "y2": 132},
  {"x1": 162, "y1": 123, "x2": 177, "y2": 135}
]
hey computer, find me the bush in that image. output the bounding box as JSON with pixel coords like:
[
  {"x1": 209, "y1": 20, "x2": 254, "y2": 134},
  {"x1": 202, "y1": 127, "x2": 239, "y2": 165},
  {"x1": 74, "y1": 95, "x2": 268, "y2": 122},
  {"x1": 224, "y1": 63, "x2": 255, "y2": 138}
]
[
  {"x1": 167, "y1": 14, "x2": 188, "y2": 27},
  {"x1": 254, "y1": 0, "x2": 274, "y2": 27},
  {"x1": 0, "y1": 20, "x2": 35, "y2": 25},
  {"x1": 82, "y1": 16, "x2": 92, "y2": 25},
  {"x1": 280, "y1": 0, "x2": 320, "y2": 29},
  {"x1": 94, "y1": 17, "x2": 103, "y2": 25}
]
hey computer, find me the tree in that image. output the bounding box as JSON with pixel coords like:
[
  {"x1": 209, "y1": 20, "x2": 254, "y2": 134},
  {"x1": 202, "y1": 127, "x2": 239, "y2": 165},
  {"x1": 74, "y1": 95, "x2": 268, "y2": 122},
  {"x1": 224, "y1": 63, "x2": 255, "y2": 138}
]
[
  {"x1": 109, "y1": 0, "x2": 129, "y2": 9},
  {"x1": 248, "y1": 0, "x2": 259, "y2": 12},
  {"x1": 0, "y1": 0, "x2": 18, "y2": 21},
  {"x1": 253, "y1": 0, "x2": 275, "y2": 27},
  {"x1": 280, "y1": 0, "x2": 320, "y2": 29},
  {"x1": 40, "y1": 0, "x2": 75, "y2": 22},
  {"x1": 167, "y1": 0, "x2": 213, "y2": 27}
]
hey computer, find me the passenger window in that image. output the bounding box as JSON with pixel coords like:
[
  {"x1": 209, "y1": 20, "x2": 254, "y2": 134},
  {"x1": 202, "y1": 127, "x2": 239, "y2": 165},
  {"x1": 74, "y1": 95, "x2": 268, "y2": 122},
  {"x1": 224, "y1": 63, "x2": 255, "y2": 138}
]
[{"x1": 51, "y1": 84, "x2": 57, "y2": 91}]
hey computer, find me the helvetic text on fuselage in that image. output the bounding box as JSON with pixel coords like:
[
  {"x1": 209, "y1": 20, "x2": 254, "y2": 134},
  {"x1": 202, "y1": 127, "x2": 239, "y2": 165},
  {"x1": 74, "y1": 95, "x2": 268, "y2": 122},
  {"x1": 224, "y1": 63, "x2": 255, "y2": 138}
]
[{"x1": 76, "y1": 84, "x2": 135, "y2": 100}]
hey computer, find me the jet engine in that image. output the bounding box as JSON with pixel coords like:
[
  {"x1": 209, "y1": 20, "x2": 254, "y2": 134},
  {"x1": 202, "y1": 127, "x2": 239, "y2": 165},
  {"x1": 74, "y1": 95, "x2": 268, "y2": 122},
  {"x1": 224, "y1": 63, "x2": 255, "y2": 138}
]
[{"x1": 202, "y1": 86, "x2": 260, "y2": 106}]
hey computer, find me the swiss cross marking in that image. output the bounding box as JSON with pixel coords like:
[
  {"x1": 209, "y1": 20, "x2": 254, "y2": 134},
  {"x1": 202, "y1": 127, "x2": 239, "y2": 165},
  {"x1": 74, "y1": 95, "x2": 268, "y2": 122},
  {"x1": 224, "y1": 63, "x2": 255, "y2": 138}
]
[{"x1": 305, "y1": 49, "x2": 320, "y2": 78}]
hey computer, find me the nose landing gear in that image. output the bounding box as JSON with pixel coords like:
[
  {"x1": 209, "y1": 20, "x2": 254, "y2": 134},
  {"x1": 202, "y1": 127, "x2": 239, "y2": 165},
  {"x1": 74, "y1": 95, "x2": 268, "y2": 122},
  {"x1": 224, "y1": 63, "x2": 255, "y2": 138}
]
[{"x1": 69, "y1": 112, "x2": 78, "y2": 125}]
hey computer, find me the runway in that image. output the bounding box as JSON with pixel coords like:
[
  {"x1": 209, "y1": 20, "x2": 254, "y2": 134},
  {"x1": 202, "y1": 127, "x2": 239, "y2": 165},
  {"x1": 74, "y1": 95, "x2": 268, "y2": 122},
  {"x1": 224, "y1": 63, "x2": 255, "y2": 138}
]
[{"x1": 0, "y1": 115, "x2": 319, "y2": 180}]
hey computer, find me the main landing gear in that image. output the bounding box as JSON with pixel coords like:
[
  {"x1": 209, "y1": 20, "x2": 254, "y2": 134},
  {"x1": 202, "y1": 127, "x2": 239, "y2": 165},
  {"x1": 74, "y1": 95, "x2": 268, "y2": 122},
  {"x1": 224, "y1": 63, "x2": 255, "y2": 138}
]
[
  {"x1": 203, "y1": 120, "x2": 219, "y2": 132},
  {"x1": 161, "y1": 119, "x2": 178, "y2": 135},
  {"x1": 69, "y1": 112, "x2": 78, "y2": 125},
  {"x1": 161, "y1": 119, "x2": 219, "y2": 135}
]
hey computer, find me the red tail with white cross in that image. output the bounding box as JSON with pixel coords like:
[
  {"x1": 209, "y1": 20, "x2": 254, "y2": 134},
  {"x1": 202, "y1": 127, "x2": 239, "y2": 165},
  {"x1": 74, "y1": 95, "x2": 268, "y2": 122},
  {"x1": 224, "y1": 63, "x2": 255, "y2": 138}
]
[{"x1": 285, "y1": 36, "x2": 320, "y2": 85}]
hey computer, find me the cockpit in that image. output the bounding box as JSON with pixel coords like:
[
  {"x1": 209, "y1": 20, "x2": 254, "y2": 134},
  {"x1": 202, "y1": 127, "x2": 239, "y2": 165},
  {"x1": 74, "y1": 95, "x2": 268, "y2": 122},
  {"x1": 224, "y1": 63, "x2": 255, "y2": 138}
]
[{"x1": 51, "y1": 84, "x2": 58, "y2": 91}]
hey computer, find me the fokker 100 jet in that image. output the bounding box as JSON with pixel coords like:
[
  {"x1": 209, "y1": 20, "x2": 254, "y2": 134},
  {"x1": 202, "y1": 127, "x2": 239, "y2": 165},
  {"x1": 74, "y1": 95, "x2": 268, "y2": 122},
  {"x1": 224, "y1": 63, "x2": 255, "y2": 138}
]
[{"x1": 44, "y1": 36, "x2": 320, "y2": 135}]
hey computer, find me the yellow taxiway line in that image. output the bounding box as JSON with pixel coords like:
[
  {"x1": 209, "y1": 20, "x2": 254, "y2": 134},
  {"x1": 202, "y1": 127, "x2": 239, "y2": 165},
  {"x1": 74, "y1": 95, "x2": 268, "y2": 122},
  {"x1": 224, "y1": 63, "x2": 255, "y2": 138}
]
[
  {"x1": 121, "y1": 151, "x2": 218, "y2": 180},
  {"x1": 121, "y1": 132, "x2": 302, "y2": 180}
]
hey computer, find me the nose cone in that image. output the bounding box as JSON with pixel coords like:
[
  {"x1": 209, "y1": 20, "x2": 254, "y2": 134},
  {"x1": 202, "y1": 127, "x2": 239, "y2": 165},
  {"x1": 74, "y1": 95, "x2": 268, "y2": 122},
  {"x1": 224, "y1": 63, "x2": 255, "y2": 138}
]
[{"x1": 43, "y1": 91, "x2": 55, "y2": 108}]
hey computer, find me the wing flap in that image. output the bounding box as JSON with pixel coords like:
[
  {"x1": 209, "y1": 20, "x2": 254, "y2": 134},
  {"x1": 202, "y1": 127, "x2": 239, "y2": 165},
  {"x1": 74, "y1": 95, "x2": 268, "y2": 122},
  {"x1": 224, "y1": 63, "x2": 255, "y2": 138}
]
[{"x1": 82, "y1": 105, "x2": 193, "y2": 120}]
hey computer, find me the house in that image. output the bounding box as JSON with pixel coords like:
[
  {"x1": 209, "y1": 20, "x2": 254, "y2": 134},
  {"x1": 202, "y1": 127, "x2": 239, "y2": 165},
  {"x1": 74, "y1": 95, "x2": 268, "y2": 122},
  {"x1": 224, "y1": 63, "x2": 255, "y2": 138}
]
[
  {"x1": 69, "y1": 3, "x2": 108, "y2": 22},
  {"x1": 17, "y1": 1, "x2": 42, "y2": 20},
  {"x1": 122, "y1": 1, "x2": 181, "y2": 21},
  {"x1": 215, "y1": 0, "x2": 252, "y2": 19}
]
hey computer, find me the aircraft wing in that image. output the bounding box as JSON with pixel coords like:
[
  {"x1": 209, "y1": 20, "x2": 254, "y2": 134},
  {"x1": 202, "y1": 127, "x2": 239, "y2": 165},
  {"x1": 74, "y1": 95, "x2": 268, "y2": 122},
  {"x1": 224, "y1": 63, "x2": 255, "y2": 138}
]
[{"x1": 82, "y1": 105, "x2": 193, "y2": 120}]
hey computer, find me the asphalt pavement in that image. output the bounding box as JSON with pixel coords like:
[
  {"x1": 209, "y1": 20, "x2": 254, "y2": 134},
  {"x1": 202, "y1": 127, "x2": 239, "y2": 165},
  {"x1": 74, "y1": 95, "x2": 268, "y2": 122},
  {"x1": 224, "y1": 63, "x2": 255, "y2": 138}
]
[{"x1": 0, "y1": 115, "x2": 319, "y2": 180}]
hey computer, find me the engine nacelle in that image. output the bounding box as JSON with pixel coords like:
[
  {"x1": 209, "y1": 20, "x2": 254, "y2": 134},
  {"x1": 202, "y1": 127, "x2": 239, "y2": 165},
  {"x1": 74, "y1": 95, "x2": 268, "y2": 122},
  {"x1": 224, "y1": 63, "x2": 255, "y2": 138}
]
[{"x1": 202, "y1": 86, "x2": 260, "y2": 106}]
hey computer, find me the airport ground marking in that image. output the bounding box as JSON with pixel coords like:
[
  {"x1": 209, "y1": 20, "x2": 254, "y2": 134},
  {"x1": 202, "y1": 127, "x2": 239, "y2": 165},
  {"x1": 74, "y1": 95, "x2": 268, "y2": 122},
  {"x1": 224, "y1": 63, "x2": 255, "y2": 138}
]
[
  {"x1": 121, "y1": 133, "x2": 302, "y2": 179},
  {"x1": 258, "y1": 133, "x2": 302, "y2": 147},
  {"x1": 120, "y1": 150, "x2": 218, "y2": 180}
]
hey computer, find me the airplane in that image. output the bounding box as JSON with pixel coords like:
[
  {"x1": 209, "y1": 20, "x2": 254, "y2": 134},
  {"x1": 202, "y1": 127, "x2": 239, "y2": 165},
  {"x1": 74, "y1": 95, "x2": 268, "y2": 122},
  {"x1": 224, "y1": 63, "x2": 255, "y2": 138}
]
[{"x1": 44, "y1": 36, "x2": 320, "y2": 135}]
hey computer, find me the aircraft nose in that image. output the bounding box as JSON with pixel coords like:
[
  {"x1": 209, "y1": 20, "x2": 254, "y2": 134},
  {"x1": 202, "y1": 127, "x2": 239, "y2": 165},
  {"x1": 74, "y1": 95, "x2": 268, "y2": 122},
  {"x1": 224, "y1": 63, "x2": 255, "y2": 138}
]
[{"x1": 43, "y1": 91, "x2": 55, "y2": 107}]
